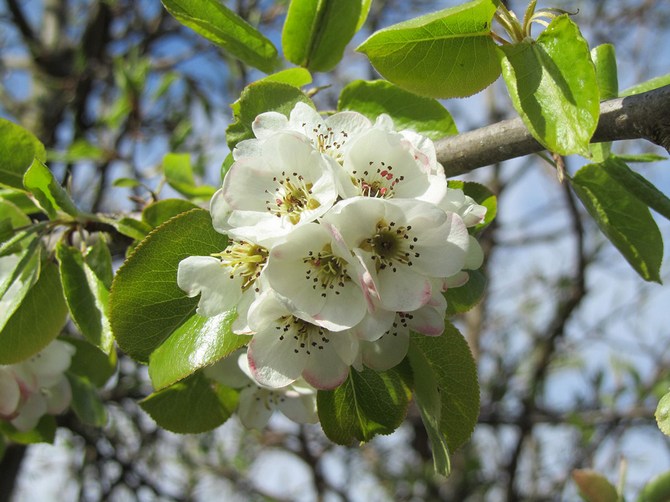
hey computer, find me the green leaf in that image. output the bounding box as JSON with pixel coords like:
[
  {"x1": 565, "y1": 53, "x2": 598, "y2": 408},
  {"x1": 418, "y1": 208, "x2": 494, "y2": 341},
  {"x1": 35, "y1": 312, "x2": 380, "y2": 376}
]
[
  {"x1": 23, "y1": 160, "x2": 79, "y2": 218},
  {"x1": 317, "y1": 366, "x2": 411, "y2": 444},
  {"x1": 445, "y1": 269, "x2": 487, "y2": 316},
  {"x1": 161, "y1": 0, "x2": 279, "y2": 73},
  {"x1": 408, "y1": 323, "x2": 479, "y2": 452},
  {"x1": 621, "y1": 73, "x2": 670, "y2": 97},
  {"x1": 572, "y1": 469, "x2": 619, "y2": 502},
  {"x1": 162, "y1": 153, "x2": 217, "y2": 200},
  {"x1": 357, "y1": 0, "x2": 500, "y2": 98},
  {"x1": 570, "y1": 163, "x2": 663, "y2": 283},
  {"x1": 0, "y1": 189, "x2": 40, "y2": 214},
  {"x1": 67, "y1": 373, "x2": 108, "y2": 427},
  {"x1": 590, "y1": 44, "x2": 618, "y2": 162},
  {"x1": 616, "y1": 153, "x2": 667, "y2": 164},
  {"x1": 282, "y1": 0, "x2": 363, "y2": 72},
  {"x1": 600, "y1": 157, "x2": 670, "y2": 221},
  {"x1": 56, "y1": 243, "x2": 113, "y2": 352},
  {"x1": 499, "y1": 15, "x2": 599, "y2": 156},
  {"x1": 226, "y1": 82, "x2": 313, "y2": 150},
  {"x1": 140, "y1": 372, "x2": 236, "y2": 433},
  {"x1": 110, "y1": 209, "x2": 228, "y2": 363},
  {"x1": 84, "y1": 236, "x2": 114, "y2": 290},
  {"x1": 0, "y1": 198, "x2": 30, "y2": 229},
  {"x1": 65, "y1": 337, "x2": 117, "y2": 388},
  {"x1": 48, "y1": 139, "x2": 106, "y2": 163},
  {"x1": 112, "y1": 177, "x2": 143, "y2": 189},
  {"x1": 656, "y1": 391, "x2": 670, "y2": 436},
  {"x1": 257, "y1": 68, "x2": 313, "y2": 88},
  {"x1": 448, "y1": 180, "x2": 497, "y2": 232},
  {"x1": 0, "y1": 261, "x2": 68, "y2": 364},
  {"x1": 0, "y1": 118, "x2": 46, "y2": 190},
  {"x1": 149, "y1": 310, "x2": 250, "y2": 390},
  {"x1": 338, "y1": 80, "x2": 457, "y2": 140},
  {"x1": 101, "y1": 215, "x2": 152, "y2": 241},
  {"x1": 0, "y1": 245, "x2": 40, "y2": 334},
  {"x1": 638, "y1": 471, "x2": 670, "y2": 502},
  {"x1": 142, "y1": 199, "x2": 200, "y2": 228},
  {"x1": 0, "y1": 416, "x2": 56, "y2": 444}
]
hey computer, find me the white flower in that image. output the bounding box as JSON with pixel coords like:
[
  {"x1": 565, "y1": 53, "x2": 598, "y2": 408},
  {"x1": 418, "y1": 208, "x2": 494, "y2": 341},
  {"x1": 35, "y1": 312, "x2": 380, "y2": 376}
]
[
  {"x1": 323, "y1": 197, "x2": 470, "y2": 312},
  {"x1": 0, "y1": 367, "x2": 20, "y2": 418},
  {"x1": 211, "y1": 131, "x2": 339, "y2": 246},
  {"x1": 438, "y1": 188, "x2": 487, "y2": 228}
]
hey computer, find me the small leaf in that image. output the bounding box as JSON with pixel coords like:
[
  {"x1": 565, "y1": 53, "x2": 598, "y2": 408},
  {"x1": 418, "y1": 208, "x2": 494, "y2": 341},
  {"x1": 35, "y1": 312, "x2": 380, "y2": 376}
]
[
  {"x1": 0, "y1": 245, "x2": 40, "y2": 333},
  {"x1": 140, "y1": 372, "x2": 236, "y2": 434},
  {"x1": 408, "y1": 323, "x2": 479, "y2": 452},
  {"x1": 257, "y1": 68, "x2": 313, "y2": 88},
  {"x1": 0, "y1": 118, "x2": 46, "y2": 190},
  {"x1": 112, "y1": 177, "x2": 143, "y2": 189},
  {"x1": 162, "y1": 153, "x2": 217, "y2": 200},
  {"x1": 67, "y1": 373, "x2": 108, "y2": 427},
  {"x1": 149, "y1": 310, "x2": 250, "y2": 390},
  {"x1": 142, "y1": 198, "x2": 200, "y2": 228},
  {"x1": 357, "y1": 0, "x2": 500, "y2": 98},
  {"x1": 338, "y1": 80, "x2": 457, "y2": 139},
  {"x1": 445, "y1": 269, "x2": 487, "y2": 316},
  {"x1": 570, "y1": 163, "x2": 663, "y2": 283},
  {"x1": 226, "y1": 82, "x2": 313, "y2": 150},
  {"x1": 23, "y1": 160, "x2": 79, "y2": 218},
  {"x1": 84, "y1": 236, "x2": 114, "y2": 290},
  {"x1": 282, "y1": 0, "x2": 363, "y2": 72},
  {"x1": 109, "y1": 209, "x2": 228, "y2": 363},
  {"x1": 0, "y1": 416, "x2": 56, "y2": 444},
  {"x1": 0, "y1": 261, "x2": 68, "y2": 364},
  {"x1": 656, "y1": 391, "x2": 670, "y2": 436},
  {"x1": 616, "y1": 153, "x2": 667, "y2": 164},
  {"x1": 621, "y1": 73, "x2": 670, "y2": 97},
  {"x1": 590, "y1": 44, "x2": 618, "y2": 162},
  {"x1": 572, "y1": 469, "x2": 619, "y2": 502},
  {"x1": 318, "y1": 366, "x2": 411, "y2": 444},
  {"x1": 100, "y1": 216, "x2": 152, "y2": 241},
  {"x1": 161, "y1": 0, "x2": 279, "y2": 73},
  {"x1": 638, "y1": 471, "x2": 670, "y2": 502},
  {"x1": 499, "y1": 15, "x2": 599, "y2": 156}
]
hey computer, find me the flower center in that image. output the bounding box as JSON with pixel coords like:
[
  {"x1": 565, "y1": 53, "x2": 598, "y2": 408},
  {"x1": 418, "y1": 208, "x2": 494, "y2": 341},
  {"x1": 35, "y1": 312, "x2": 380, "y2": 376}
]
[
  {"x1": 267, "y1": 171, "x2": 320, "y2": 225},
  {"x1": 351, "y1": 162, "x2": 404, "y2": 198},
  {"x1": 303, "y1": 122, "x2": 349, "y2": 162},
  {"x1": 275, "y1": 316, "x2": 331, "y2": 355},
  {"x1": 216, "y1": 241, "x2": 268, "y2": 291},
  {"x1": 303, "y1": 244, "x2": 350, "y2": 298},
  {"x1": 363, "y1": 220, "x2": 421, "y2": 272}
]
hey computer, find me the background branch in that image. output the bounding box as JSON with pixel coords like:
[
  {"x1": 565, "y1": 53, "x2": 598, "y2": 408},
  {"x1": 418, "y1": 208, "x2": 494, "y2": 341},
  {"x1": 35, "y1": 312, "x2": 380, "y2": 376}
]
[{"x1": 436, "y1": 84, "x2": 670, "y2": 177}]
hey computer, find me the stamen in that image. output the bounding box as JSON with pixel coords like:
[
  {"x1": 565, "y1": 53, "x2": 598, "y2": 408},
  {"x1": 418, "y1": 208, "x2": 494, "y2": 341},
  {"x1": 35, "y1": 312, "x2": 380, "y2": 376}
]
[{"x1": 214, "y1": 241, "x2": 268, "y2": 291}]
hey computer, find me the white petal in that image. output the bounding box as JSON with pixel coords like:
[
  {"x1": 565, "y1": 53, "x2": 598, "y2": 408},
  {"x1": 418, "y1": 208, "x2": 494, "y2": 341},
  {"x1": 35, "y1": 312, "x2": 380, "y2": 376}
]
[
  {"x1": 26, "y1": 340, "x2": 75, "y2": 388},
  {"x1": 277, "y1": 393, "x2": 318, "y2": 424},
  {"x1": 252, "y1": 111, "x2": 289, "y2": 139},
  {"x1": 329, "y1": 331, "x2": 360, "y2": 366},
  {"x1": 11, "y1": 393, "x2": 47, "y2": 432},
  {"x1": 464, "y1": 235, "x2": 484, "y2": 270},
  {"x1": 177, "y1": 256, "x2": 242, "y2": 317},
  {"x1": 0, "y1": 368, "x2": 20, "y2": 417},
  {"x1": 247, "y1": 323, "x2": 307, "y2": 388},
  {"x1": 350, "y1": 309, "x2": 396, "y2": 342},
  {"x1": 377, "y1": 264, "x2": 433, "y2": 312},
  {"x1": 302, "y1": 347, "x2": 349, "y2": 390},
  {"x1": 237, "y1": 386, "x2": 273, "y2": 429},
  {"x1": 44, "y1": 377, "x2": 72, "y2": 414},
  {"x1": 362, "y1": 328, "x2": 410, "y2": 372}
]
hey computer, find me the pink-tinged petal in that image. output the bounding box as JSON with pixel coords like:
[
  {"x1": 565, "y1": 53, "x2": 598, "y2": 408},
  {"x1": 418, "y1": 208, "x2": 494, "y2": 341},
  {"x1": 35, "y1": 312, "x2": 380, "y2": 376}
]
[
  {"x1": 237, "y1": 386, "x2": 273, "y2": 429},
  {"x1": 247, "y1": 326, "x2": 307, "y2": 389},
  {"x1": 177, "y1": 256, "x2": 243, "y2": 317},
  {"x1": 377, "y1": 264, "x2": 433, "y2": 312},
  {"x1": 406, "y1": 298, "x2": 446, "y2": 337},
  {"x1": 44, "y1": 377, "x2": 72, "y2": 414},
  {"x1": 252, "y1": 111, "x2": 289, "y2": 139},
  {"x1": 361, "y1": 327, "x2": 410, "y2": 372},
  {"x1": 302, "y1": 348, "x2": 349, "y2": 390},
  {"x1": 0, "y1": 368, "x2": 20, "y2": 417}
]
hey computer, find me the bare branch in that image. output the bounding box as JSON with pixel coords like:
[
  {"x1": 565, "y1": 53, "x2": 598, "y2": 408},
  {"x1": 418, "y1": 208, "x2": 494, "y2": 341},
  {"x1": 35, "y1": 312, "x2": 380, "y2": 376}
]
[{"x1": 436, "y1": 84, "x2": 670, "y2": 177}]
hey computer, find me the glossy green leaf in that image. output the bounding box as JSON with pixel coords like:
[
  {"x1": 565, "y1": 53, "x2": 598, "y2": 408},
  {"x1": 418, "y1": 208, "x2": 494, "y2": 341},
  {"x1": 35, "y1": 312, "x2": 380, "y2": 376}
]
[
  {"x1": 357, "y1": 0, "x2": 500, "y2": 98},
  {"x1": 338, "y1": 80, "x2": 457, "y2": 140},
  {"x1": 409, "y1": 323, "x2": 479, "y2": 452},
  {"x1": 142, "y1": 199, "x2": 200, "y2": 228},
  {"x1": 621, "y1": 73, "x2": 670, "y2": 97},
  {"x1": 572, "y1": 469, "x2": 618, "y2": 502},
  {"x1": 140, "y1": 372, "x2": 236, "y2": 433},
  {"x1": 256, "y1": 68, "x2": 313, "y2": 89},
  {"x1": 226, "y1": 82, "x2": 313, "y2": 150},
  {"x1": 65, "y1": 337, "x2": 117, "y2": 388},
  {"x1": 0, "y1": 245, "x2": 40, "y2": 334},
  {"x1": 445, "y1": 269, "x2": 487, "y2": 316},
  {"x1": 0, "y1": 189, "x2": 40, "y2": 214},
  {"x1": 84, "y1": 237, "x2": 114, "y2": 290},
  {"x1": 590, "y1": 44, "x2": 618, "y2": 162},
  {"x1": 638, "y1": 471, "x2": 670, "y2": 502},
  {"x1": 0, "y1": 415, "x2": 56, "y2": 444},
  {"x1": 656, "y1": 391, "x2": 670, "y2": 436},
  {"x1": 56, "y1": 244, "x2": 113, "y2": 352},
  {"x1": 318, "y1": 366, "x2": 411, "y2": 444},
  {"x1": 161, "y1": 0, "x2": 279, "y2": 73},
  {"x1": 601, "y1": 157, "x2": 670, "y2": 221},
  {"x1": 0, "y1": 261, "x2": 68, "y2": 364},
  {"x1": 110, "y1": 209, "x2": 228, "y2": 363},
  {"x1": 570, "y1": 163, "x2": 663, "y2": 283},
  {"x1": 0, "y1": 118, "x2": 46, "y2": 190},
  {"x1": 0, "y1": 199, "x2": 30, "y2": 229},
  {"x1": 162, "y1": 153, "x2": 216, "y2": 200},
  {"x1": 149, "y1": 310, "x2": 250, "y2": 390},
  {"x1": 282, "y1": 0, "x2": 363, "y2": 72},
  {"x1": 67, "y1": 373, "x2": 108, "y2": 427},
  {"x1": 499, "y1": 15, "x2": 599, "y2": 156},
  {"x1": 23, "y1": 160, "x2": 79, "y2": 218}
]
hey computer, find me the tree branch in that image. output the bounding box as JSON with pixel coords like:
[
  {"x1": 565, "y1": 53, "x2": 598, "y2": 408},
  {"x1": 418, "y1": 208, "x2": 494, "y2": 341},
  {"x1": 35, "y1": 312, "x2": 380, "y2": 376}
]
[{"x1": 436, "y1": 84, "x2": 670, "y2": 177}]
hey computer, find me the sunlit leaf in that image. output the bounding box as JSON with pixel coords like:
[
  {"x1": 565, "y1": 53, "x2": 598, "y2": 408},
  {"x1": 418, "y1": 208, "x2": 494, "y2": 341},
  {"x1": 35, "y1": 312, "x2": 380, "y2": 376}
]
[
  {"x1": 0, "y1": 119, "x2": 46, "y2": 190},
  {"x1": 23, "y1": 160, "x2": 79, "y2": 218}
]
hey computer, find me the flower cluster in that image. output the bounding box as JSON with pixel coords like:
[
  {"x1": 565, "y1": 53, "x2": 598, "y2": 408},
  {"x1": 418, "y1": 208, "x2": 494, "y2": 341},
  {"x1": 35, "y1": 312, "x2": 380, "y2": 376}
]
[
  {"x1": 0, "y1": 340, "x2": 75, "y2": 431},
  {"x1": 178, "y1": 102, "x2": 486, "y2": 401}
]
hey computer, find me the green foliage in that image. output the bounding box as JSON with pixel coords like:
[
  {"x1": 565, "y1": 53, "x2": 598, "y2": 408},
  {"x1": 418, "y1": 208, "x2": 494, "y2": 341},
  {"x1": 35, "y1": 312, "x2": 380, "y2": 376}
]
[
  {"x1": 318, "y1": 366, "x2": 411, "y2": 444},
  {"x1": 572, "y1": 469, "x2": 619, "y2": 502},
  {"x1": 0, "y1": 118, "x2": 46, "y2": 190},
  {"x1": 638, "y1": 471, "x2": 670, "y2": 502},
  {"x1": 23, "y1": 160, "x2": 79, "y2": 219},
  {"x1": 0, "y1": 416, "x2": 56, "y2": 445},
  {"x1": 161, "y1": 0, "x2": 279, "y2": 73},
  {"x1": 67, "y1": 373, "x2": 108, "y2": 427},
  {"x1": 338, "y1": 80, "x2": 457, "y2": 139},
  {"x1": 499, "y1": 15, "x2": 599, "y2": 156},
  {"x1": 448, "y1": 180, "x2": 497, "y2": 233},
  {"x1": 656, "y1": 391, "x2": 670, "y2": 436},
  {"x1": 357, "y1": 0, "x2": 500, "y2": 98},
  {"x1": 142, "y1": 199, "x2": 200, "y2": 229},
  {"x1": 445, "y1": 269, "x2": 487, "y2": 316},
  {"x1": 65, "y1": 337, "x2": 117, "y2": 388},
  {"x1": 162, "y1": 153, "x2": 217, "y2": 200},
  {"x1": 570, "y1": 162, "x2": 663, "y2": 283}
]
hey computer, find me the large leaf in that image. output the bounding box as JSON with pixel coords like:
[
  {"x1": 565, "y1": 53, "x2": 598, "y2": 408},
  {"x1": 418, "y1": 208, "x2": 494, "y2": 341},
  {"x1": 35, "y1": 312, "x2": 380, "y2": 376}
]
[
  {"x1": 148, "y1": 310, "x2": 250, "y2": 391},
  {"x1": 282, "y1": 0, "x2": 363, "y2": 72},
  {"x1": 570, "y1": 163, "x2": 663, "y2": 283},
  {"x1": 226, "y1": 82, "x2": 313, "y2": 150},
  {"x1": 0, "y1": 261, "x2": 68, "y2": 364},
  {"x1": 140, "y1": 372, "x2": 237, "y2": 434},
  {"x1": 0, "y1": 119, "x2": 46, "y2": 190},
  {"x1": 499, "y1": 15, "x2": 599, "y2": 156},
  {"x1": 318, "y1": 366, "x2": 411, "y2": 444},
  {"x1": 357, "y1": 0, "x2": 500, "y2": 98},
  {"x1": 23, "y1": 159, "x2": 79, "y2": 219},
  {"x1": 338, "y1": 80, "x2": 457, "y2": 140},
  {"x1": 109, "y1": 209, "x2": 229, "y2": 363},
  {"x1": 408, "y1": 323, "x2": 479, "y2": 453},
  {"x1": 161, "y1": 0, "x2": 279, "y2": 73},
  {"x1": 56, "y1": 244, "x2": 113, "y2": 353}
]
